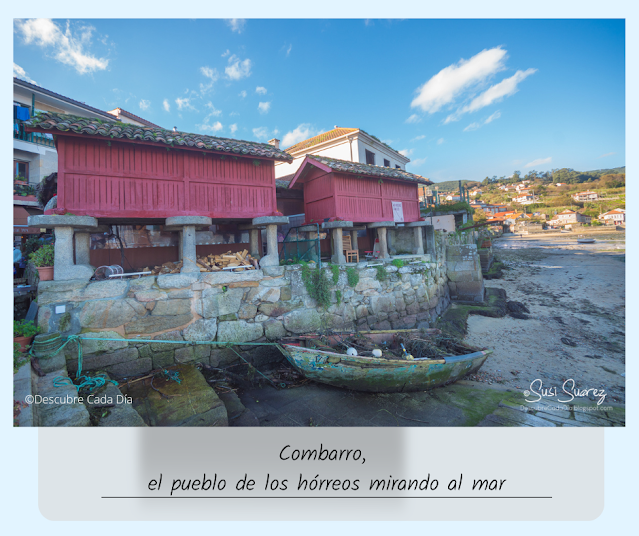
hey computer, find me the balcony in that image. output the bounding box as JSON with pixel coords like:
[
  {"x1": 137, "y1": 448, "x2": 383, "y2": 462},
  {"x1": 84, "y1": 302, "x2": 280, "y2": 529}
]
[{"x1": 14, "y1": 120, "x2": 55, "y2": 148}]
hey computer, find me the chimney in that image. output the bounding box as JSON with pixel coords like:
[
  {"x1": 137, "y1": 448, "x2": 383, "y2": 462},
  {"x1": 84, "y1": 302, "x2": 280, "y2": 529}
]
[{"x1": 268, "y1": 138, "x2": 280, "y2": 149}]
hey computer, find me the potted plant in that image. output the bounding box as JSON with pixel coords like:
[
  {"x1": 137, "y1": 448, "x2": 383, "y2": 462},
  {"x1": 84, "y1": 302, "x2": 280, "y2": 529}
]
[
  {"x1": 29, "y1": 243, "x2": 55, "y2": 281},
  {"x1": 14, "y1": 319, "x2": 41, "y2": 353}
]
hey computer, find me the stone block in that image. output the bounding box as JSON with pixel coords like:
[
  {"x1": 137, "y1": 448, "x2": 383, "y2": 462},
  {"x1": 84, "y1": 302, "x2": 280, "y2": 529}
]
[
  {"x1": 67, "y1": 347, "x2": 139, "y2": 373},
  {"x1": 199, "y1": 287, "x2": 243, "y2": 318},
  {"x1": 258, "y1": 301, "x2": 301, "y2": 317},
  {"x1": 238, "y1": 304, "x2": 258, "y2": 320},
  {"x1": 280, "y1": 286, "x2": 292, "y2": 301},
  {"x1": 200, "y1": 270, "x2": 264, "y2": 285},
  {"x1": 369, "y1": 295, "x2": 396, "y2": 315},
  {"x1": 283, "y1": 309, "x2": 323, "y2": 334},
  {"x1": 217, "y1": 320, "x2": 264, "y2": 342},
  {"x1": 157, "y1": 273, "x2": 199, "y2": 289},
  {"x1": 129, "y1": 276, "x2": 157, "y2": 290},
  {"x1": 354, "y1": 278, "x2": 381, "y2": 292},
  {"x1": 79, "y1": 299, "x2": 138, "y2": 329},
  {"x1": 82, "y1": 280, "x2": 129, "y2": 300},
  {"x1": 262, "y1": 266, "x2": 285, "y2": 276},
  {"x1": 135, "y1": 289, "x2": 168, "y2": 302},
  {"x1": 65, "y1": 331, "x2": 128, "y2": 358},
  {"x1": 183, "y1": 318, "x2": 218, "y2": 342},
  {"x1": 264, "y1": 320, "x2": 287, "y2": 340},
  {"x1": 260, "y1": 277, "x2": 289, "y2": 287},
  {"x1": 152, "y1": 350, "x2": 175, "y2": 369},
  {"x1": 151, "y1": 298, "x2": 192, "y2": 316},
  {"x1": 175, "y1": 346, "x2": 196, "y2": 364},
  {"x1": 124, "y1": 314, "x2": 193, "y2": 335},
  {"x1": 107, "y1": 358, "x2": 153, "y2": 377}
]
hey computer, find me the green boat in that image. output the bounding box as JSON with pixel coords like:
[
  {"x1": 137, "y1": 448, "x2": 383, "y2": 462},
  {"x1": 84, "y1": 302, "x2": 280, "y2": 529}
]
[{"x1": 276, "y1": 339, "x2": 492, "y2": 393}]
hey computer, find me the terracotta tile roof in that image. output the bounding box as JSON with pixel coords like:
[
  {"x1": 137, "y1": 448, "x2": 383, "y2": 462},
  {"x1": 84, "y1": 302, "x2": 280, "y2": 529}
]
[
  {"x1": 107, "y1": 107, "x2": 161, "y2": 128},
  {"x1": 275, "y1": 173, "x2": 295, "y2": 189},
  {"x1": 307, "y1": 155, "x2": 432, "y2": 185},
  {"x1": 26, "y1": 112, "x2": 293, "y2": 162},
  {"x1": 285, "y1": 128, "x2": 359, "y2": 153}
]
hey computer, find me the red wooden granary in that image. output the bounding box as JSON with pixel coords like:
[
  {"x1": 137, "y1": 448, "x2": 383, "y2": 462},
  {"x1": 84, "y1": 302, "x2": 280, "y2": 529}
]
[
  {"x1": 25, "y1": 113, "x2": 292, "y2": 221},
  {"x1": 287, "y1": 155, "x2": 432, "y2": 224}
]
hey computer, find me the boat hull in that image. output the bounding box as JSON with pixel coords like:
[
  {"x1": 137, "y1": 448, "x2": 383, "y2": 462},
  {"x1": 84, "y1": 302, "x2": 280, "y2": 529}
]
[{"x1": 277, "y1": 344, "x2": 492, "y2": 393}]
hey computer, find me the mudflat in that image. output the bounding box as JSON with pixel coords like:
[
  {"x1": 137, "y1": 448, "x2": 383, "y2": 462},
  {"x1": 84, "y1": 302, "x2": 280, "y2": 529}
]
[{"x1": 465, "y1": 232, "x2": 625, "y2": 404}]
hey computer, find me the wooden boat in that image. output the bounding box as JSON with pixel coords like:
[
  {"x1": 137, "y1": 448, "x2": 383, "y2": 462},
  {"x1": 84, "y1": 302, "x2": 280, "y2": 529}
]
[
  {"x1": 276, "y1": 332, "x2": 492, "y2": 393},
  {"x1": 577, "y1": 236, "x2": 595, "y2": 244}
]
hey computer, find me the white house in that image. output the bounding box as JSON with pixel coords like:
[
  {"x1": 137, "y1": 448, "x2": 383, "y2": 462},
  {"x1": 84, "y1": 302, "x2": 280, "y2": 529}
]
[
  {"x1": 551, "y1": 210, "x2": 591, "y2": 224},
  {"x1": 599, "y1": 209, "x2": 625, "y2": 224},
  {"x1": 273, "y1": 127, "x2": 411, "y2": 179},
  {"x1": 572, "y1": 191, "x2": 599, "y2": 202}
]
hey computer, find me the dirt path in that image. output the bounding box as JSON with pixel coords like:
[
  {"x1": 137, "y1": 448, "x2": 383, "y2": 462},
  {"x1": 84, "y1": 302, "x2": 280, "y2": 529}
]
[{"x1": 464, "y1": 233, "x2": 626, "y2": 404}]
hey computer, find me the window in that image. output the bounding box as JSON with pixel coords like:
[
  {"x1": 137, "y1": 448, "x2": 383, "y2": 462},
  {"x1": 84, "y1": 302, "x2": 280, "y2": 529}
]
[
  {"x1": 365, "y1": 149, "x2": 375, "y2": 165},
  {"x1": 395, "y1": 165, "x2": 401, "y2": 169},
  {"x1": 14, "y1": 160, "x2": 29, "y2": 181},
  {"x1": 384, "y1": 158, "x2": 390, "y2": 167}
]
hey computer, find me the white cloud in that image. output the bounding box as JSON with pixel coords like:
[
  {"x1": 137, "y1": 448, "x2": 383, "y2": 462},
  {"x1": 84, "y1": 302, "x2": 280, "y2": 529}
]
[
  {"x1": 463, "y1": 110, "x2": 502, "y2": 132},
  {"x1": 258, "y1": 101, "x2": 271, "y2": 114},
  {"x1": 411, "y1": 134, "x2": 426, "y2": 141},
  {"x1": 15, "y1": 18, "x2": 109, "y2": 74},
  {"x1": 405, "y1": 114, "x2": 421, "y2": 124},
  {"x1": 253, "y1": 127, "x2": 270, "y2": 140},
  {"x1": 282, "y1": 124, "x2": 322, "y2": 148},
  {"x1": 205, "y1": 102, "x2": 222, "y2": 116},
  {"x1": 225, "y1": 55, "x2": 252, "y2": 80},
  {"x1": 446, "y1": 69, "x2": 536, "y2": 122},
  {"x1": 411, "y1": 157, "x2": 428, "y2": 167},
  {"x1": 199, "y1": 121, "x2": 223, "y2": 133},
  {"x1": 162, "y1": 99, "x2": 170, "y2": 112},
  {"x1": 230, "y1": 111, "x2": 240, "y2": 117},
  {"x1": 399, "y1": 149, "x2": 414, "y2": 157},
  {"x1": 411, "y1": 46, "x2": 507, "y2": 114},
  {"x1": 175, "y1": 97, "x2": 196, "y2": 112},
  {"x1": 221, "y1": 49, "x2": 230, "y2": 58},
  {"x1": 139, "y1": 99, "x2": 150, "y2": 111},
  {"x1": 255, "y1": 86, "x2": 267, "y2": 95},
  {"x1": 285, "y1": 44, "x2": 292, "y2": 56},
  {"x1": 13, "y1": 63, "x2": 37, "y2": 84},
  {"x1": 437, "y1": 138, "x2": 444, "y2": 145},
  {"x1": 525, "y1": 157, "x2": 552, "y2": 168},
  {"x1": 230, "y1": 124, "x2": 238, "y2": 135},
  {"x1": 238, "y1": 90, "x2": 247, "y2": 98},
  {"x1": 599, "y1": 152, "x2": 616, "y2": 158},
  {"x1": 225, "y1": 19, "x2": 246, "y2": 34},
  {"x1": 199, "y1": 66, "x2": 219, "y2": 94}
]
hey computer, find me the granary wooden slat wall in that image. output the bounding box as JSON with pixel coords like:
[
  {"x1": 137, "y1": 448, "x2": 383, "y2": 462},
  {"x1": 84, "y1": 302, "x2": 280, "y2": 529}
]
[{"x1": 56, "y1": 137, "x2": 277, "y2": 219}]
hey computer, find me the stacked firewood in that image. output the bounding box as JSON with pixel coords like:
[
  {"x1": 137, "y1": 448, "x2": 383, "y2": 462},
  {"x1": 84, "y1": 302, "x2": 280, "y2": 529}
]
[{"x1": 143, "y1": 250, "x2": 257, "y2": 275}]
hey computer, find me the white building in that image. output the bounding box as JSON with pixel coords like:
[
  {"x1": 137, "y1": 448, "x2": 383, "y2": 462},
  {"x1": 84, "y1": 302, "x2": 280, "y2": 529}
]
[
  {"x1": 599, "y1": 209, "x2": 625, "y2": 224},
  {"x1": 572, "y1": 191, "x2": 599, "y2": 202},
  {"x1": 274, "y1": 127, "x2": 410, "y2": 179}
]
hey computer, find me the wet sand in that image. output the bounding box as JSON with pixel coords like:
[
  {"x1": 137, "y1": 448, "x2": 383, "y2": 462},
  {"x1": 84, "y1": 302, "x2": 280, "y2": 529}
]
[{"x1": 465, "y1": 232, "x2": 626, "y2": 404}]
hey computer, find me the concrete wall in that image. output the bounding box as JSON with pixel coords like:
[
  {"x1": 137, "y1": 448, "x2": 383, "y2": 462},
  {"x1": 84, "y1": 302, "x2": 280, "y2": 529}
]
[
  {"x1": 37, "y1": 254, "x2": 451, "y2": 377},
  {"x1": 422, "y1": 215, "x2": 456, "y2": 233},
  {"x1": 446, "y1": 244, "x2": 485, "y2": 303}
]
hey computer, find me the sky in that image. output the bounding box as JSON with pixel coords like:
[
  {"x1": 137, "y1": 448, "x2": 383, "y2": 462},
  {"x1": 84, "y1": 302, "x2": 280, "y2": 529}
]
[{"x1": 13, "y1": 18, "x2": 625, "y2": 183}]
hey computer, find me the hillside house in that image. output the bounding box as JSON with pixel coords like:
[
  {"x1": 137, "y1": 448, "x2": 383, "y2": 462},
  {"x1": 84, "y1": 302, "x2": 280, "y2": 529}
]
[
  {"x1": 572, "y1": 191, "x2": 599, "y2": 202},
  {"x1": 550, "y1": 209, "x2": 591, "y2": 225},
  {"x1": 599, "y1": 209, "x2": 625, "y2": 224}
]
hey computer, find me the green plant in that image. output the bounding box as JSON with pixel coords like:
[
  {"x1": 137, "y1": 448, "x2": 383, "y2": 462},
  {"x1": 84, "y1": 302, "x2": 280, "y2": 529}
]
[
  {"x1": 24, "y1": 236, "x2": 42, "y2": 258},
  {"x1": 391, "y1": 259, "x2": 405, "y2": 269},
  {"x1": 29, "y1": 244, "x2": 54, "y2": 267},
  {"x1": 335, "y1": 289, "x2": 342, "y2": 306},
  {"x1": 14, "y1": 319, "x2": 40, "y2": 338},
  {"x1": 330, "y1": 264, "x2": 340, "y2": 284},
  {"x1": 346, "y1": 267, "x2": 359, "y2": 287},
  {"x1": 14, "y1": 342, "x2": 30, "y2": 374},
  {"x1": 375, "y1": 265, "x2": 388, "y2": 281},
  {"x1": 300, "y1": 263, "x2": 331, "y2": 309}
]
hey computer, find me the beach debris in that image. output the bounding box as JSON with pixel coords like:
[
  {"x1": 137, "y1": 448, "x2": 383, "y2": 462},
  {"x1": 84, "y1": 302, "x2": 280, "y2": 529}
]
[
  {"x1": 346, "y1": 347, "x2": 358, "y2": 356},
  {"x1": 507, "y1": 301, "x2": 530, "y2": 319}
]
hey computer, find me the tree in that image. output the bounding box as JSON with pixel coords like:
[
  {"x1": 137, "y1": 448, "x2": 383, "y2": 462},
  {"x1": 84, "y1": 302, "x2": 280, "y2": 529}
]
[{"x1": 473, "y1": 208, "x2": 488, "y2": 223}]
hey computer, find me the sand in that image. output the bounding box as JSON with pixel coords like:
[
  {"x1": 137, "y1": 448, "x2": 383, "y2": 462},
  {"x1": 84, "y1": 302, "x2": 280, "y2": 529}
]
[{"x1": 464, "y1": 232, "x2": 626, "y2": 404}]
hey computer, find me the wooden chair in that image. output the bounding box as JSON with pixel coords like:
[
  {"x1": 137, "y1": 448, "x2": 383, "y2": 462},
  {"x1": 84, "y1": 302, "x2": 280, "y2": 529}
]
[{"x1": 342, "y1": 234, "x2": 359, "y2": 263}]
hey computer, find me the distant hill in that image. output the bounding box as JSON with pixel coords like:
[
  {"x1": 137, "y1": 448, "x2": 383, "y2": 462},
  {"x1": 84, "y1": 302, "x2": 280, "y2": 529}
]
[
  {"x1": 430, "y1": 179, "x2": 477, "y2": 192},
  {"x1": 583, "y1": 166, "x2": 625, "y2": 175}
]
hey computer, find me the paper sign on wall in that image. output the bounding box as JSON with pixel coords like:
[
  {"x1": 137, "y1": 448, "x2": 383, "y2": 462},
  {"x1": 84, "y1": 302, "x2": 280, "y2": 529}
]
[{"x1": 392, "y1": 201, "x2": 404, "y2": 223}]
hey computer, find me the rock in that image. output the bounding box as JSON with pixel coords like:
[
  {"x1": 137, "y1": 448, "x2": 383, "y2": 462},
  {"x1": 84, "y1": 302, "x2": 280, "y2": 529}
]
[
  {"x1": 262, "y1": 266, "x2": 285, "y2": 277},
  {"x1": 167, "y1": 289, "x2": 194, "y2": 299},
  {"x1": 238, "y1": 304, "x2": 258, "y2": 319},
  {"x1": 354, "y1": 278, "x2": 381, "y2": 292},
  {"x1": 280, "y1": 286, "x2": 292, "y2": 301},
  {"x1": 217, "y1": 320, "x2": 264, "y2": 342},
  {"x1": 175, "y1": 346, "x2": 196, "y2": 364},
  {"x1": 81, "y1": 280, "x2": 129, "y2": 300},
  {"x1": 134, "y1": 289, "x2": 168, "y2": 302},
  {"x1": 183, "y1": 319, "x2": 217, "y2": 342},
  {"x1": 150, "y1": 331, "x2": 185, "y2": 352},
  {"x1": 124, "y1": 314, "x2": 193, "y2": 334},
  {"x1": 369, "y1": 295, "x2": 396, "y2": 315},
  {"x1": 157, "y1": 273, "x2": 199, "y2": 289},
  {"x1": 507, "y1": 301, "x2": 530, "y2": 319},
  {"x1": 200, "y1": 270, "x2": 264, "y2": 285},
  {"x1": 199, "y1": 287, "x2": 243, "y2": 318},
  {"x1": 125, "y1": 298, "x2": 148, "y2": 316},
  {"x1": 79, "y1": 299, "x2": 138, "y2": 328},
  {"x1": 343, "y1": 304, "x2": 357, "y2": 323},
  {"x1": 264, "y1": 320, "x2": 287, "y2": 339},
  {"x1": 129, "y1": 276, "x2": 157, "y2": 290},
  {"x1": 127, "y1": 364, "x2": 228, "y2": 426},
  {"x1": 107, "y1": 358, "x2": 153, "y2": 377},
  {"x1": 260, "y1": 277, "x2": 289, "y2": 287},
  {"x1": 283, "y1": 309, "x2": 324, "y2": 334},
  {"x1": 151, "y1": 298, "x2": 192, "y2": 316},
  {"x1": 92, "y1": 383, "x2": 147, "y2": 427},
  {"x1": 152, "y1": 350, "x2": 175, "y2": 369},
  {"x1": 65, "y1": 331, "x2": 128, "y2": 357},
  {"x1": 67, "y1": 347, "x2": 139, "y2": 373},
  {"x1": 356, "y1": 305, "x2": 369, "y2": 319},
  {"x1": 257, "y1": 300, "x2": 301, "y2": 317}
]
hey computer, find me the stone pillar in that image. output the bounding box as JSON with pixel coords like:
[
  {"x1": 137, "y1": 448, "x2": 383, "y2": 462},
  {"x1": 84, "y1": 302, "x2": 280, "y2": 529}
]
[
  {"x1": 350, "y1": 230, "x2": 359, "y2": 252},
  {"x1": 322, "y1": 221, "x2": 353, "y2": 265},
  {"x1": 367, "y1": 222, "x2": 395, "y2": 260},
  {"x1": 252, "y1": 216, "x2": 289, "y2": 268},
  {"x1": 332, "y1": 228, "x2": 345, "y2": 264},
  {"x1": 413, "y1": 227, "x2": 424, "y2": 255},
  {"x1": 75, "y1": 232, "x2": 92, "y2": 266},
  {"x1": 249, "y1": 229, "x2": 260, "y2": 257},
  {"x1": 27, "y1": 215, "x2": 98, "y2": 281},
  {"x1": 377, "y1": 227, "x2": 389, "y2": 259},
  {"x1": 177, "y1": 231, "x2": 183, "y2": 261},
  {"x1": 165, "y1": 216, "x2": 213, "y2": 274}
]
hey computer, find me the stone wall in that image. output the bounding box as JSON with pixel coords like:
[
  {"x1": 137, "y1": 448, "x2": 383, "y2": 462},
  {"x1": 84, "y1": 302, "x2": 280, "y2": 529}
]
[
  {"x1": 445, "y1": 244, "x2": 485, "y2": 303},
  {"x1": 36, "y1": 254, "x2": 451, "y2": 377}
]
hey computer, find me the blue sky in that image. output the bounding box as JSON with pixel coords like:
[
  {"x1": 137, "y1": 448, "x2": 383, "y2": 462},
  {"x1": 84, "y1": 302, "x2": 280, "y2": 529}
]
[{"x1": 13, "y1": 18, "x2": 625, "y2": 182}]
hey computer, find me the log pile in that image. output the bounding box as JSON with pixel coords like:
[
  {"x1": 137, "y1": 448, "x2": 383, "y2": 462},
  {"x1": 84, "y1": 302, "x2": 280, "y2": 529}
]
[{"x1": 143, "y1": 250, "x2": 258, "y2": 275}]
